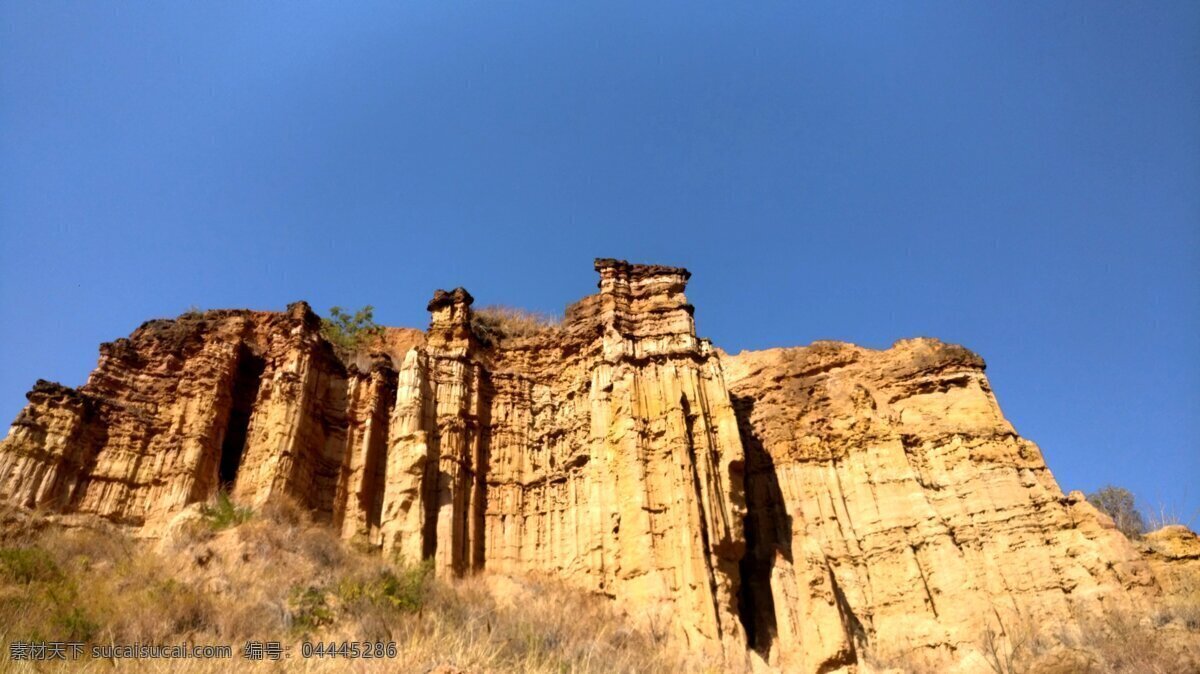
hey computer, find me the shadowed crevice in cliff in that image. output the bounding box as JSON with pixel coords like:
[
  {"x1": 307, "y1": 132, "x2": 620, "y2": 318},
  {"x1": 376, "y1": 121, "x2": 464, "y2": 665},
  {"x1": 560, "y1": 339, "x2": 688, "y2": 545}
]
[
  {"x1": 831, "y1": 572, "x2": 868, "y2": 655},
  {"x1": 420, "y1": 373, "x2": 440, "y2": 563},
  {"x1": 681, "y1": 394, "x2": 724, "y2": 629},
  {"x1": 471, "y1": 374, "x2": 493, "y2": 571},
  {"x1": 732, "y1": 393, "x2": 790, "y2": 657},
  {"x1": 66, "y1": 401, "x2": 109, "y2": 514},
  {"x1": 218, "y1": 346, "x2": 266, "y2": 490},
  {"x1": 364, "y1": 366, "x2": 398, "y2": 537}
]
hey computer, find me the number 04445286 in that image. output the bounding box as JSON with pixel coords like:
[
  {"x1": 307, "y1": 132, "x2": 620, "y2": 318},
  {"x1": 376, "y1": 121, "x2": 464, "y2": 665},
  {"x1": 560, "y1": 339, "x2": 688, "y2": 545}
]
[{"x1": 300, "y1": 641, "x2": 398, "y2": 659}]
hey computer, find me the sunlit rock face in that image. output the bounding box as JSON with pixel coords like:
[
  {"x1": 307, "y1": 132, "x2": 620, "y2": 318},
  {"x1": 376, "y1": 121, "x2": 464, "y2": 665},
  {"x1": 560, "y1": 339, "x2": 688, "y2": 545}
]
[
  {"x1": 376, "y1": 262, "x2": 748, "y2": 654},
  {"x1": 0, "y1": 260, "x2": 747, "y2": 656},
  {"x1": 0, "y1": 259, "x2": 1190, "y2": 671},
  {"x1": 723, "y1": 340, "x2": 1158, "y2": 670},
  {"x1": 1138, "y1": 525, "x2": 1200, "y2": 602}
]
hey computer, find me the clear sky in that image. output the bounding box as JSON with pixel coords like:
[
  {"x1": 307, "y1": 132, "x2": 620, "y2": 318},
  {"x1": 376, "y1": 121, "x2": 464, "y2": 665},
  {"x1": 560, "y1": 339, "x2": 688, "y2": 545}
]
[{"x1": 2, "y1": 2, "x2": 1197, "y2": 523}]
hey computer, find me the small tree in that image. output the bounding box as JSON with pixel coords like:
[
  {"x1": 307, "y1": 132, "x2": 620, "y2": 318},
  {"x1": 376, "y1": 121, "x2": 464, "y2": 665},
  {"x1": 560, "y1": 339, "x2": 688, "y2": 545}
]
[
  {"x1": 321, "y1": 305, "x2": 384, "y2": 354},
  {"x1": 1086, "y1": 485, "x2": 1146, "y2": 539}
]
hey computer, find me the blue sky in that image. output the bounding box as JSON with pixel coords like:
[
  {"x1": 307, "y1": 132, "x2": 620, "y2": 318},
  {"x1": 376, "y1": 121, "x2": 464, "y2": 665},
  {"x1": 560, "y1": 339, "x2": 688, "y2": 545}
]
[{"x1": 2, "y1": 2, "x2": 1197, "y2": 523}]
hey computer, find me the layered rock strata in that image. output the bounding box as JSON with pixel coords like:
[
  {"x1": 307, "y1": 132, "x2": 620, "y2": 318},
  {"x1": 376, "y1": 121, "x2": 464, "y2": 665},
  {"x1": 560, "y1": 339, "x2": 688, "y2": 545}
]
[
  {"x1": 0, "y1": 261, "x2": 746, "y2": 654},
  {"x1": 723, "y1": 341, "x2": 1159, "y2": 670},
  {"x1": 1138, "y1": 525, "x2": 1200, "y2": 602},
  {"x1": 0, "y1": 259, "x2": 1189, "y2": 670}
]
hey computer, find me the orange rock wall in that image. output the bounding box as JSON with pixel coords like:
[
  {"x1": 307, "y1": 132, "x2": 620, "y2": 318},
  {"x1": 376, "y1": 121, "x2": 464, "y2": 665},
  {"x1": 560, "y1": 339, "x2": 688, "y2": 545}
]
[
  {"x1": 723, "y1": 341, "x2": 1157, "y2": 670},
  {"x1": 0, "y1": 260, "x2": 1188, "y2": 670}
]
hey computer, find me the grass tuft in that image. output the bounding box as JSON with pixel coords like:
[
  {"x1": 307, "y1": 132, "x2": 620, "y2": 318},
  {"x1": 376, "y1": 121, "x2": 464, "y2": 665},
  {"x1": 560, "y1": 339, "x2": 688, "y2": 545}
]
[
  {"x1": 199, "y1": 490, "x2": 253, "y2": 530},
  {"x1": 0, "y1": 546, "x2": 61, "y2": 584},
  {"x1": 337, "y1": 559, "x2": 433, "y2": 612}
]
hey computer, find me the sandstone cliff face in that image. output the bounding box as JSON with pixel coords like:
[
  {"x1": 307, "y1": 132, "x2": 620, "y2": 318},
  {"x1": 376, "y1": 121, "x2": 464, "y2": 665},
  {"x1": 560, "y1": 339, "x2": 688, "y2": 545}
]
[
  {"x1": 0, "y1": 261, "x2": 746, "y2": 655},
  {"x1": 0, "y1": 304, "x2": 426, "y2": 531},
  {"x1": 375, "y1": 263, "x2": 747, "y2": 651},
  {"x1": 1138, "y1": 525, "x2": 1200, "y2": 606},
  {"x1": 0, "y1": 260, "x2": 1189, "y2": 671},
  {"x1": 723, "y1": 340, "x2": 1157, "y2": 670}
]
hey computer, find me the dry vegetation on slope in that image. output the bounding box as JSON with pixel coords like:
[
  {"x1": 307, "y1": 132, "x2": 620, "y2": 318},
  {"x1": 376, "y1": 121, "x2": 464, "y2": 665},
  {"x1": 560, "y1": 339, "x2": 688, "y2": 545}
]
[
  {"x1": 0, "y1": 499, "x2": 1196, "y2": 674},
  {"x1": 0, "y1": 502, "x2": 705, "y2": 674},
  {"x1": 469, "y1": 305, "x2": 561, "y2": 344},
  {"x1": 0, "y1": 497, "x2": 1194, "y2": 674}
]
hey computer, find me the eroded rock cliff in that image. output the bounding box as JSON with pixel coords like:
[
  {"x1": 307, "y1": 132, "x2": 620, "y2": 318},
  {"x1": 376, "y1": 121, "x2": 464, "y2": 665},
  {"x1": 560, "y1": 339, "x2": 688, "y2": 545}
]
[
  {"x1": 723, "y1": 340, "x2": 1161, "y2": 670},
  {"x1": 0, "y1": 260, "x2": 746, "y2": 656},
  {"x1": 0, "y1": 259, "x2": 1192, "y2": 671}
]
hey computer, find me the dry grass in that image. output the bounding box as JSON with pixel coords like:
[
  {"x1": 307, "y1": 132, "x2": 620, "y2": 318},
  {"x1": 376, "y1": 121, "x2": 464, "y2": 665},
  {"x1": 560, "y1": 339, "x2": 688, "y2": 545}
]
[
  {"x1": 0, "y1": 501, "x2": 704, "y2": 673},
  {"x1": 470, "y1": 305, "x2": 561, "y2": 345},
  {"x1": 1069, "y1": 608, "x2": 1194, "y2": 673},
  {"x1": 4, "y1": 499, "x2": 1194, "y2": 673},
  {"x1": 860, "y1": 599, "x2": 1200, "y2": 674},
  {"x1": 1145, "y1": 503, "x2": 1200, "y2": 532}
]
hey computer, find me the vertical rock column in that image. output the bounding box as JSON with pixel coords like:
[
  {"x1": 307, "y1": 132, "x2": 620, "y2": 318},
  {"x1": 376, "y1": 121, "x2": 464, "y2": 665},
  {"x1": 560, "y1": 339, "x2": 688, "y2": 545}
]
[
  {"x1": 333, "y1": 358, "x2": 397, "y2": 541},
  {"x1": 379, "y1": 289, "x2": 487, "y2": 576},
  {"x1": 591, "y1": 259, "x2": 747, "y2": 653},
  {"x1": 425, "y1": 288, "x2": 487, "y2": 576},
  {"x1": 379, "y1": 348, "x2": 435, "y2": 558},
  {"x1": 233, "y1": 302, "x2": 349, "y2": 512}
]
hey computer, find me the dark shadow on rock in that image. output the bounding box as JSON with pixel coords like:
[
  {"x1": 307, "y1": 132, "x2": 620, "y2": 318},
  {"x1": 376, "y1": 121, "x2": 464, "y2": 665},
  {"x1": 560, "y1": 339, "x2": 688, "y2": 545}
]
[{"x1": 732, "y1": 393, "x2": 792, "y2": 657}]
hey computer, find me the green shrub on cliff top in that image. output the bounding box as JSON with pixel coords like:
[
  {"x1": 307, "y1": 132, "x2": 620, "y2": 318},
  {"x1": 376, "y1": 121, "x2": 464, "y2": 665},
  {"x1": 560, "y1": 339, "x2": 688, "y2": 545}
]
[{"x1": 321, "y1": 305, "x2": 385, "y2": 353}]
